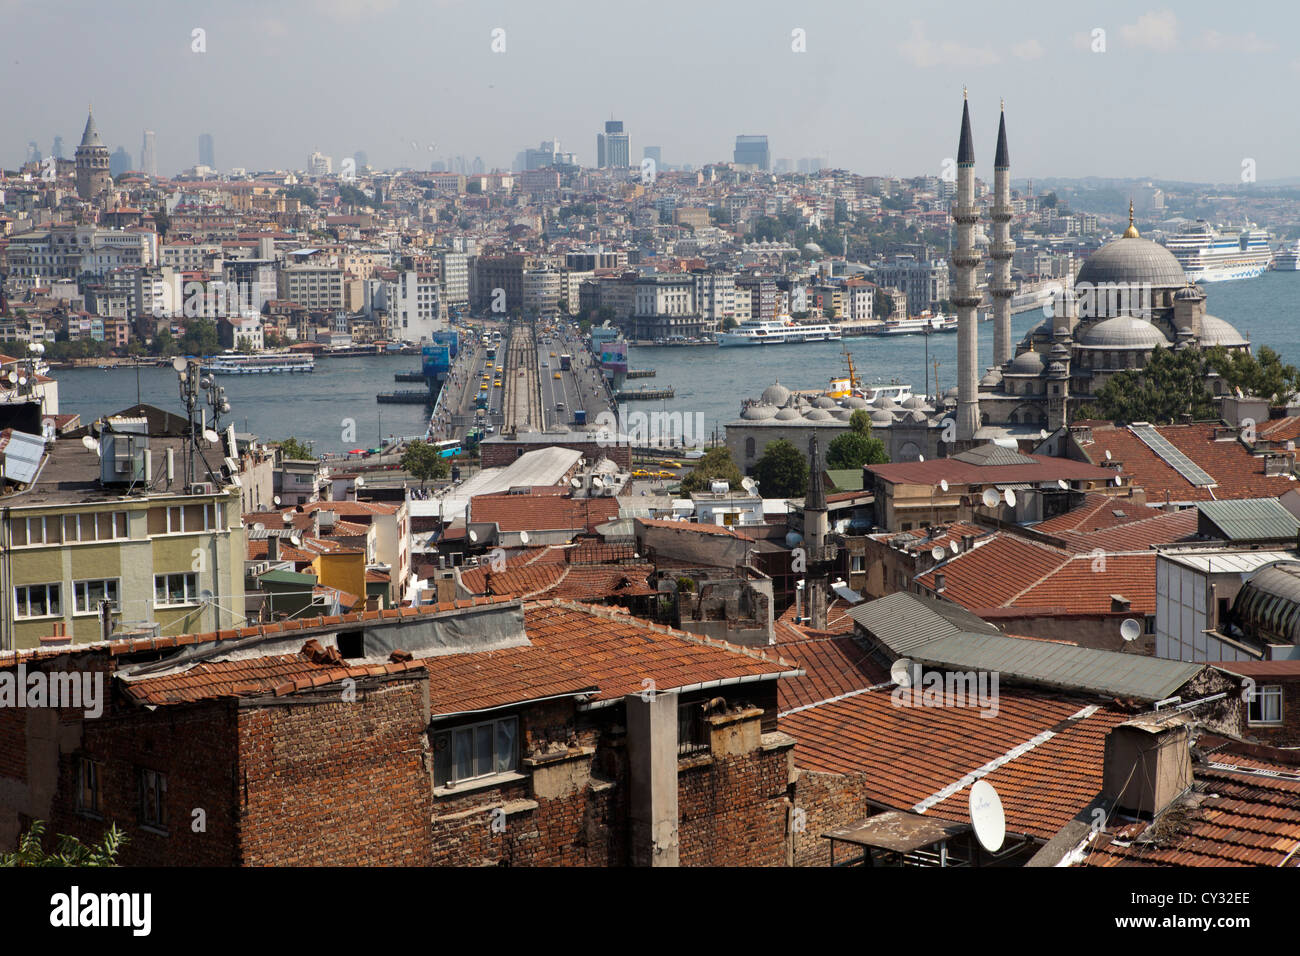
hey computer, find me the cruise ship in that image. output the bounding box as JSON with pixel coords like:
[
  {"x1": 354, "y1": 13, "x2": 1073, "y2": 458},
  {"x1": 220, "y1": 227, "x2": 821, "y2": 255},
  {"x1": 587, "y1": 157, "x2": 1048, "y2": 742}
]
[
  {"x1": 1273, "y1": 240, "x2": 1300, "y2": 271},
  {"x1": 1161, "y1": 221, "x2": 1273, "y2": 282},
  {"x1": 715, "y1": 317, "x2": 842, "y2": 347},
  {"x1": 200, "y1": 352, "x2": 316, "y2": 374}
]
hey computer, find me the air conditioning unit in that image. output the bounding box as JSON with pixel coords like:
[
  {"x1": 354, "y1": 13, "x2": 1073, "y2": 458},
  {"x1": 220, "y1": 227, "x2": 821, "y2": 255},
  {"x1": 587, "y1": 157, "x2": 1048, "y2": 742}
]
[{"x1": 190, "y1": 482, "x2": 216, "y2": 495}]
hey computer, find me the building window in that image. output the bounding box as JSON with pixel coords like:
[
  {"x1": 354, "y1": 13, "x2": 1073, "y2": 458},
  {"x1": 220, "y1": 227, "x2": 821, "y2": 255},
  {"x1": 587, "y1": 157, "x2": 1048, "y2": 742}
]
[
  {"x1": 1143, "y1": 614, "x2": 1156, "y2": 635},
  {"x1": 76, "y1": 756, "x2": 101, "y2": 816},
  {"x1": 1247, "y1": 685, "x2": 1283, "y2": 726},
  {"x1": 15, "y1": 583, "x2": 61, "y2": 619},
  {"x1": 432, "y1": 716, "x2": 518, "y2": 788},
  {"x1": 74, "y1": 579, "x2": 120, "y2": 615},
  {"x1": 138, "y1": 768, "x2": 167, "y2": 831},
  {"x1": 851, "y1": 555, "x2": 865, "y2": 573},
  {"x1": 154, "y1": 573, "x2": 198, "y2": 607}
]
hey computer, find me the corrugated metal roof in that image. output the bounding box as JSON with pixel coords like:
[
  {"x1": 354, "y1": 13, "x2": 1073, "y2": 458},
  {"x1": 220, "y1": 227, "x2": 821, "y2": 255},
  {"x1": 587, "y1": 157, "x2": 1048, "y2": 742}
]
[
  {"x1": 909, "y1": 632, "x2": 1203, "y2": 702},
  {"x1": 0, "y1": 428, "x2": 45, "y2": 484},
  {"x1": 1196, "y1": 498, "x2": 1300, "y2": 541},
  {"x1": 1158, "y1": 548, "x2": 1296, "y2": 574},
  {"x1": 847, "y1": 591, "x2": 1000, "y2": 654}
]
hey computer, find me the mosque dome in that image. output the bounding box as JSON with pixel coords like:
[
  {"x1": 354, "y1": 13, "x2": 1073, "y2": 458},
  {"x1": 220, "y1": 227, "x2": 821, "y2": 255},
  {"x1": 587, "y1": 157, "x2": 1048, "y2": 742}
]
[
  {"x1": 741, "y1": 402, "x2": 777, "y2": 421},
  {"x1": 761, "y1": 382, "x2": 791, "y2": 406},
  {"x1": 1197, "y1": 314, "x2": 1249, "y2": 348},
  {"x1": 831, "y1": 408, "x2": 853, "y2": 421},
  {"x1": 1078, "y1": 316, "x2": 1171, "y2": 349},
  {"x1": 1075, "y1": 237, "x2": 1187, "y2": 291},
  {"x1": 774, "y1": 407, "x2": 803, "y2": 421},
  {"x1": 901, "y1": 395, "x2": 930, "y2": 410},
  {"x1": 1007, "y1": 350, "x2": 1046, "y2": 374},
  {"x1": 811, "y1": 396, "x2": 838, "y2": 409},
  {"x1": 843, "y1": 395, "x2": 869, "y2": 409},
  {"x1": 904, "y1": 409, "x2": 929, "y2": 424},
  {"x1": 870, "y1": 410, "x2": 894, "y2": 426},
  {"x1": 804, "y1": 408, "x2": 834, "y2": 422}
]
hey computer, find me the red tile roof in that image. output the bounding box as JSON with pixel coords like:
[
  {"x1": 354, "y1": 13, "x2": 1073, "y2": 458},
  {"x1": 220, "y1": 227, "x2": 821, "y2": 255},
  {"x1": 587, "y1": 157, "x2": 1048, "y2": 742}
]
[
  {"x1": 636, "y1": 517, "x2": 755, "y2": 540},
  {"x1": 781, "y1": 687, "x2": 1130, "y2": 840},
  {"x1": 1082, "y1": 423, "x2": 1296, "y2": 502},
  {"x1": 867, "y1": 453, "x2": 1116, "y2": 487},
  {"x1": 1034, "y1": 493, "x2": 1164, "y2": 535},
  {"x1": 1085, "y1": 745, "x2": 1300, "y2": 867},
  {"x1": 470, "y1": 492, "x2": 618, "y2": 533}
]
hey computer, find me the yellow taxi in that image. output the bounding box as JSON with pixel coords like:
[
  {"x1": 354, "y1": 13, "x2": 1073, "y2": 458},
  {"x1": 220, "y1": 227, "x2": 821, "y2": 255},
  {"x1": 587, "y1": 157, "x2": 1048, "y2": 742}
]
[
  {"x1": 493, "y1": 379, "x2": 502, "y2": 387},
  {"x1": 553, "y1": 372, "x2": 562, "y2": 380},
  {"x1": 631, "y1": 469, "x2": 651, "y2": 478},
  {"x1": 656, "y1": 471, "x2": 676, "y2": 479},
  {"x1": 495, "y1": 365, "x2": 503, "y2": 373},
  {"x1": 663, "y1": 461, "x2": 682, "y2": 469},
  {"x1": 549, "y1": 352, "x2": 557, "y2": 357}
]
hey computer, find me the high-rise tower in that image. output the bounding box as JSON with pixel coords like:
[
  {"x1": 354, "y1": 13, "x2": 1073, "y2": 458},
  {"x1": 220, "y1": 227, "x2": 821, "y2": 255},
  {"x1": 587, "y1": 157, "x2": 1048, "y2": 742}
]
[
  {"x1": 141, "y1": 129, "x2": 157, "y2": 178},
  {"x1": 74, "y1": 106, "x2": 111, "y2": 200},
  {"x1": 951, "y1": 91, "x2": 981, "y2": 441},
  {"x1": 990, "y1": 102, "x2": 1014, "y2": 369}
]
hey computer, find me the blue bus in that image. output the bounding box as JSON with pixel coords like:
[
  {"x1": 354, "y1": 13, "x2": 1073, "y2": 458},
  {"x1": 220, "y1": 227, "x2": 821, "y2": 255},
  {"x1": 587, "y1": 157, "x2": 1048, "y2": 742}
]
[{"x1": 432, "y1": 439, "x2": 461, "y2": 458}]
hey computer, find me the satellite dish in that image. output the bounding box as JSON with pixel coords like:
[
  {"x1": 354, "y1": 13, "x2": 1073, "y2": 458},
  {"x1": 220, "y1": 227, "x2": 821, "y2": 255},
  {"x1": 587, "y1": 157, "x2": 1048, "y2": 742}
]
[
  {"x1": 592, "y1": 476, "x2": 604, "y2": 489},
  {"x1": 203, "y1": 429, "x2": 219, "y2": 443},
  {"x1": 468, "y1": 529, "x2": 479, "y2": 543},
  {"x1": 1057, "y1": 479, "x2": 1068, "y2": 490},
  {"x1": 981, "y1": 488, "x2": 999, "y2": 508},
  {"x1": 1113, "y1": 476, "x2": 1122, "y2": 486},
  {"x1": 519, "y1": 530, "x2": 530, "y2": 545},
  {"x1": 1105, "y1": 449, "x2": 1112, "y2": 461},
  {"x1": 252, "y1": 522, "x2": 265, "y2": 531},
  {"x1": 16, "y1": 376, "x2": 26, "y2": 386},
  {"x1": 80, "y1": 435, "x2": 98, "y2": 453},
  {"x1": 931, "y1": 545, "x2": 945, "y2": 561},
  {"x1": 172, "y1": 356, "x2": 188, "y2": 373},
  {"x1": 969, "y1": 780, "x2": 1006, "y2": 853},
  {"x1": 1003, "y1": 488, "x2": 1016, "y2": 507},
  {"x1": 939, "y1": 479, "x2": 949, "y2": 492},
  {"x1": 1120, "y1": 618, "x2": 1141, "y2": 642},
  {"x1": 290, "y1": 532, "x2": 302, "y2": 547},
  {"x1": 570, "y1": 477, "x2": 581, "y2": 488},
  {"x1": 741, "y1": 477, "x2": 758, "y2": 494},
  {"x1": 889, "y1": 658, "x2": 913, "y2": 688},
  {"x1": 950, "y1": 540, "x2": 960, "y2": 554},
  {"x1": 273, "y1": 495, "x2": 281, "y2": 506},
  {"x1": 917, "y1": 454, "x2": 925, "y2": 462}
]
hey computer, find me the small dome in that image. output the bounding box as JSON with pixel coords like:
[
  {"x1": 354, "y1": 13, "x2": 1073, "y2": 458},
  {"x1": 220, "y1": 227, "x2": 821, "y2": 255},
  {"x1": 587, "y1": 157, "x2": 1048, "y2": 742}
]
[
  {"x1": 1078, "y1": 316, "x2": 1171, "y2": 349},
  {"x1": 843, "y1": 395, "x2": 868, "y2": 409},
  {"x1": 872, "y1": 393, "x2": 899, "y2": 409},
  {"x1": 901, "y1": 395, "x2": 929, "y2": 410},
  {"x1": 831, "y1": 408, "x2": 853, "y2": 421},
  {"x1": 1076, "y1": 237, "x2": 1188, "y2": 290},
  {"x1": 1048, "y1": 361, "x2": 1068, "y2": 376},
  {"x1": 980, "y1": 369, "x2": 1003, "y2": 387},
  {"x1": 804, "y1": 408, "x2": 833, "y2": 422},
  {"x1": 905, "y1": 409, "x2": 929, "y2": 424},
  {"x1": 943, "y1": 386, "x2": 959, "y2": 399},
  {"x1": 1174, "y1": 284, "x2": 1206, "y2": 301},
  {"x1": 1198, "y1": 314, "x2": 1248, "y2": 348},
  {"x1": 761, "y1": 382, "x2": 791, "y2": 406},
  {"x1": 803, "y1": 241, "x2": 823, "y2": 253},
  {"x1": 775, "y1": 407, "x2": 803, "y2": 421},
  {"x1": 812, "y1": 396, "x2": 837, "y2": 409},
  {"x1": 741, "y1": 402, "x2": 777, "y2": 421},
  {"x1": 1007, "y1": 350, "x2": 1046, "y2": 374},
  {"x1": 870, "y1": 410, "x2": 894, "y2": 426}
]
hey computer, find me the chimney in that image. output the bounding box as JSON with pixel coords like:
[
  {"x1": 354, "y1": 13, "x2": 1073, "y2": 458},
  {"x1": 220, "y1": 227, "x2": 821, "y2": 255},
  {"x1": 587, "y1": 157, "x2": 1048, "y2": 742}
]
[
  {"x1": 267, "y1": 534, "x2": 280, "y2": 562},
  {"x1": 1103, "y1": 721, "x2": 1193, "y2": 818},
  {"x1": 935, "y1": 571, "x2": 946, "y2": 592},
  {"x1": 626, "y1": 690, "x2": 680, "y2": 866},
  {"x1": 1110, "y1": 594, "x2": 1130, "y2": 613}
]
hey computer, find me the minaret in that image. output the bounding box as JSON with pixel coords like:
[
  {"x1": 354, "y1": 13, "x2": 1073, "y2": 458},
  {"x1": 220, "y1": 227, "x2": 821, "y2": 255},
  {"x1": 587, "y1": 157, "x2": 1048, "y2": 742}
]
[
  {"x1": 805, "y1": 434, "x2": 830, "y2": 630},
  {"x1": 990, "y1": 101, "x2": 1014, "y2": 369},
  {"x1": 952, "y1": 91, "x2": 981, "y2": 441}
]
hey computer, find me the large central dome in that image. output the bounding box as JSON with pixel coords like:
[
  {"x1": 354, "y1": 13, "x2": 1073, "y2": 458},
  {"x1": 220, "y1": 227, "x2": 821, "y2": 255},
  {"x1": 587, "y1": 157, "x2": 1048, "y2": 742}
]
[{"x1": 1075, "y1": 236, "x2": 1188, "y2": 290}]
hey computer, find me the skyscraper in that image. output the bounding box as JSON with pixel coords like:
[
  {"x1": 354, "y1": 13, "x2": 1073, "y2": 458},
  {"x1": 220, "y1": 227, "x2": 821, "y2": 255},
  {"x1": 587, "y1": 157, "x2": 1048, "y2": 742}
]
[
  {"x1": 141, "y1": 130, "x2": 157, "y2": 178},
  {"x1": 643, "y1": 145, "x2": 662, "y2": 168},
  {"x1": 75, "y1": 107, "x2": 111, "y2": 200},
  {"x1": 198, "y1": 132, "x2": 215, "y2": 169},
  {"x1": 51, "y1": 136, "x2": 64, "y2": 160},
  {"x1": 109, "y1": 146, "x2": 132, "y2": 178},
  {"x1": 951, "y1": 92, "x2": 981, "y2": 441},
  {"x1": 597, "y1": 120, "x2": 629, "y2": 168},
  {"x1": 733, "y1": 135, "x2": 769, "y2": 171}
]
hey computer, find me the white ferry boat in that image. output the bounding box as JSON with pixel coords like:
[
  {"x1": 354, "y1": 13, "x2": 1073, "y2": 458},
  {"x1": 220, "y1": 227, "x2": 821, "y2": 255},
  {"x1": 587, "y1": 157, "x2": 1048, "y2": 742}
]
[
  {"x1": 1161, "y1": 221, "x2": 1273, "y2": 282},
  {"x1": 200, "y1": 352, "x2": 316, "y2": 374},
  {"x1": 865, "y1": 313, "x2": 958, "y2": 336},
  {"x1": 1273, "y1": 240, "x2": 1300, "y2": 271},
  {"x1": 715, "y1": 317, "x2": 842, "y2": 347}
]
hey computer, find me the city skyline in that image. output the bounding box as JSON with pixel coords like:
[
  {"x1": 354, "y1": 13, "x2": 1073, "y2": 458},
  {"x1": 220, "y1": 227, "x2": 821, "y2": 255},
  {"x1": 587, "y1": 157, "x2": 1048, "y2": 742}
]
[{"x1": 2, "y1": 0, "x2": 1296, "y2": 183}]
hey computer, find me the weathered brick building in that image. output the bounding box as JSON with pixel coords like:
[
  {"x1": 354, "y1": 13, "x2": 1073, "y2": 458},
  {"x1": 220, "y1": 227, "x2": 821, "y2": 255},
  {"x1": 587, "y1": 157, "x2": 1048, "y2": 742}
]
[{"x1": 0, "y1": 597, "x2": 802, "y2": 866}]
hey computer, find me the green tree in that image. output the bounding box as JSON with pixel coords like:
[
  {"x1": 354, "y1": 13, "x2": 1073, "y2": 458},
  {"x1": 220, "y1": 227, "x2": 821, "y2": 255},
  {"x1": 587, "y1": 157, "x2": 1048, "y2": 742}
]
[
  {"x1": 751, "y1": 439, "x2": 808, "y2": 498},
  {"x1": 149, "y1": 328, "x2": 177, "y2": 356},
  {"x1": 401, "y1": 440, "x2": 450, "y2": 488},
  {"x1": 153, "y1": 208, "x2": 170, "y2": 240},
  {"x1": 179, "y1": 318, "x2": 220, "y2": 355},
  {"x1": 1, "y1": 820, "x2": 127, "y2": 867},
  {"x1": 827, "y1": 431, "x2": 889, "y2": 469},
  {"x1": 849, "y1": 409, "x2": 871, "y2": 434},
  {"x1": 1076, "y1": 346, "x2": 1217, "y2": 424},
  {"x1": 1206, "y1": 345, "x2": 1300, "y2": 407},
  {"x1": 678, "y1": 447, "x2": 744, "y2": 494},
  {"x1": 278, "y1": 437, "x2": 315, "y2": 461}
]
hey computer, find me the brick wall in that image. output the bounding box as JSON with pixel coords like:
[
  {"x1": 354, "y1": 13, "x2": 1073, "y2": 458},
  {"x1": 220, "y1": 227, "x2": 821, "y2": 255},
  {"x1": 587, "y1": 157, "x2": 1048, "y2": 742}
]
[
  {"x1": 790, "y1": 770, "x2": 875, "y2": 867},
  {"x1": 237, "y1": 676, "x2": 432, "y2": 866},
  {"x1": 1241, "y1": 678, "x2": 1300, "y2": 748},
  {"x1": 677, "y1": 744, "x2": 790, "y2": 866}
]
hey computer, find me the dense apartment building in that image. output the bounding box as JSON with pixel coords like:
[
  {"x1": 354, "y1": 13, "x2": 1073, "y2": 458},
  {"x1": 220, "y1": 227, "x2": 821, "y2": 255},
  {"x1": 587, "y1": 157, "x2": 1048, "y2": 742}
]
[
  {"x1": 278, "y1": 265, "x2": 346, "y2": 312},
  {"x1": 631, "y1": 274, "x2": 701, "y2": 340},
  {"x1": 873, "y1": 256, "x2": 949, "y2": 316}
]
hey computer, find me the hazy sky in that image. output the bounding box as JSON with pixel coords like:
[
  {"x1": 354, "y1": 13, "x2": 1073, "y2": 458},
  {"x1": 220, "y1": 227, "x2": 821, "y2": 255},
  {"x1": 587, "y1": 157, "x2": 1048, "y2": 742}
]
[{"x1": 4, "y1": 0, "x2": 1296, "y2": 183}]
